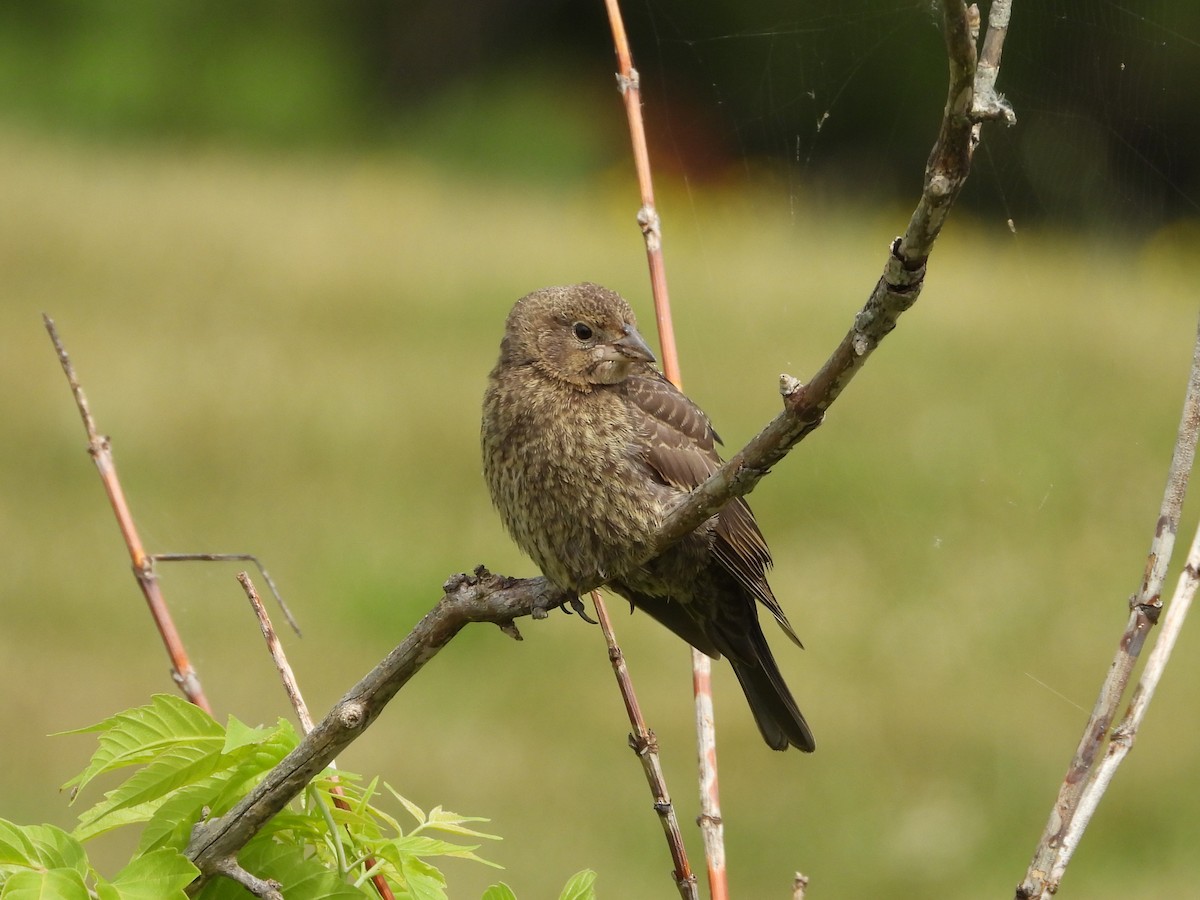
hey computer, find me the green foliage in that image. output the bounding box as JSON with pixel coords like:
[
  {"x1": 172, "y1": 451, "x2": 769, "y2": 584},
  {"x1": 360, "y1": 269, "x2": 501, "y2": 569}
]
[{"x1": 0, "y1": 695, "x2": 595, "y2": 899}]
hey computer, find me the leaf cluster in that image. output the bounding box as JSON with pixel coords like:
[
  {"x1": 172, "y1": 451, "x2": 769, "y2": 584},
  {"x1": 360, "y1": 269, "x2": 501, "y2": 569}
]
[{"x1": 0, "y1": 695, "x2": 595, "y2": 899}]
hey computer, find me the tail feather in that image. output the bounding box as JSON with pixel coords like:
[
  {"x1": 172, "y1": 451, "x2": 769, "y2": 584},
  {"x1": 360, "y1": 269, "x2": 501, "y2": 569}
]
[
  {"x1": 612, "y1": 581, "x2": 814, "y2": 752},
  {"x1": 730, "y1": 644, "x2": 815, "y2": 752}
]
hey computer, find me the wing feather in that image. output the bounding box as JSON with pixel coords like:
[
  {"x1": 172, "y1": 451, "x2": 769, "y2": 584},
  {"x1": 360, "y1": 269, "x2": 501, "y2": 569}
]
[{"x1": 620, "y1": 371, "x2": 801, "y2": 646}]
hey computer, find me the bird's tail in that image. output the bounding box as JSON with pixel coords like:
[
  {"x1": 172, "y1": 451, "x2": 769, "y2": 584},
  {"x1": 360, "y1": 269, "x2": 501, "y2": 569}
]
[{"x1": 729, "y1": 637, "x2": 815, "y2": 752}]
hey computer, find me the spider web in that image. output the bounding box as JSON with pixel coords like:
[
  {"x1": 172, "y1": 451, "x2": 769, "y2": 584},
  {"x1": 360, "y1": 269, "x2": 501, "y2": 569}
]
[{"x1": 629, "y1": 0, "x2": 1200, "y2": 234}]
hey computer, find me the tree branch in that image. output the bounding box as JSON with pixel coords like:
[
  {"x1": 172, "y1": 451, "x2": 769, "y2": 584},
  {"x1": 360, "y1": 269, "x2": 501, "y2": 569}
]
[
  {"x1": 186, "y1": 568, "x2": 564, "y2": 888},
  {"x1": 43, "y1": 314, "x2": 213, "y2": 714},
  {"x1": 589, "y1": 591, "x2": 698, "y2": 900},
  {"x1": 1016, "y1": 313, "x2": 1200, "y2": 899},
  {"x1": 184, "y1": 1, "x2": 1016, "y2": 887},
  {"x1": 601, "y1": 2, "x2": 722, "y2": 891},
  {"x1": 653, "y1": 0, "x2": 1013, "y2": 552}
]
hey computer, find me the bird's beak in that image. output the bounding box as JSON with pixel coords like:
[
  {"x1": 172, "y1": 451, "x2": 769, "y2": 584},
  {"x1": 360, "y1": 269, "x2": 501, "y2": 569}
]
[{"x1": 614, "y1": 324, "x2": 657, "y2": 363}]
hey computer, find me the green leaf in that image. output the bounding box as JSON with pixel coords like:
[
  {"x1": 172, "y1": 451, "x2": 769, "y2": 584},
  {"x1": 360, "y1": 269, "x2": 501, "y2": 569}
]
[
  {"x1": 93, "y1": 849, "x2": 198, "y2": 900},
  {"x1": 481, "y1": 884, "x2": 519, "y2": 900},
  {"x1": 0, "y1": 868, "x2": 89, "y2": 899},
  {"x1": 76, "y1": 742, "x2": 223, "y2": 831},
  {"x1": 205, "y1": 723, "x2": 297, "y2": 817},
  {"x1": 0, "y1": 820, "x2": 40, "y2": 868},
  {"x1": 386, "y1": 787, "x2": 426, "y2": 828},
  {"x1": 18, "y1": 825, "x2": 87, "y2": 878},
  {"x1": 557, "y1": 870, "x2": 597, "y2": 900},
  {"x1": 62, "y1": 695, "x2": 223, "y2": 798},
  {"x1": 400, "y1": 857, "x2": 446, "y2": 900},
  {"x1": 385, "y1": 834, "x2": 498, "y2": 867},
  {"x1": 136, "y1": 778, "x2": 231, "y2": 854},
  {"x1": 0, "y1": 821, "x2": 89, "y2": 883},
  {"x1": 422, "y1": 807, "x2": 500, "y2": 842},
  {"x1": 73, "y1": 799, "x2": 168, "y2": 844},
  {"x1": 221, "y1": 716, "x2": 277, "y2": 754}
]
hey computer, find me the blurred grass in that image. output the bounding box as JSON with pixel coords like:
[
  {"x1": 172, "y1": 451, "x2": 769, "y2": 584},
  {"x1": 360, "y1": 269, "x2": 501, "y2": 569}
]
[{"x1": 2, "y1": 124, "x2": 1198, "y2": 899}]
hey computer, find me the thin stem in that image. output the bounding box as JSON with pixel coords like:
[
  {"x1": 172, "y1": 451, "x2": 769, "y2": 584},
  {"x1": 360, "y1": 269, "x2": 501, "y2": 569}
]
[
  {"x1": 1049, "y1": 519, "x2": 1200, "y2": 886},
  {"x1": 603, "y1": 0, "x2": 678, "y2": 375},
  {"x1": 590, "y1": 591, "x2": 698, "y2": 900},
  {"x1": 1017, "y1": 311, "x2": 1200, "y2": 899},
  {"x1": 237, "y1": 572, "x2": 396, "y2": 900},
  {"x1": 43, "y1": 314, "x2": 212, "y2": 714},
  {"x1": 159, "y1": 553, "x2": 301, "y2": 636},
  {"x1": 239, "y1": 572, "x2": 314, "y2": 732},
  {"x1": 601, "y1": 3, "x2": 729, "y2": 893}
]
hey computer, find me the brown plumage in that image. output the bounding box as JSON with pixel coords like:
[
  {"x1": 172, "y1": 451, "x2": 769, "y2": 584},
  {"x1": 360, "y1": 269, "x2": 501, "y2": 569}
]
[{"x1": 481, "y1": 282, "x2": 814, "y2": 752}]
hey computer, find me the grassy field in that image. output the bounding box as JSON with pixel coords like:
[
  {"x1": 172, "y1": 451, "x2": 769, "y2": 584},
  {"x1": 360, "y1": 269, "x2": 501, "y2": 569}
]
[{"x1": 2, "y1": 125, "x2": 1198, "y2": 898}]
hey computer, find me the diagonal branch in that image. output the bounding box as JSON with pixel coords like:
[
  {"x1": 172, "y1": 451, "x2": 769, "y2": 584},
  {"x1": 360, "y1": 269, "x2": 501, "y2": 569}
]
[
  {"x1": 655, "y1": 0, "x2": 1012, "y2": 556},
  {"x1": 185, "y1": 3, "x2": 1014, "y2": 887},
  {"x1": 186, "y1": 569, "x2": 564, "y2": 890},
  {"x1": 44, "y1": 314, "x2": 213, "y2": 714},
  {"x1": 1016, "y1": 312, "x2": 1200, "y2": 899}
]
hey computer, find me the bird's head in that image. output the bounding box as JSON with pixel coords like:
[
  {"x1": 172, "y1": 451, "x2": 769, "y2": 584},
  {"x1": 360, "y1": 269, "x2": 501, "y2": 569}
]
[{"x1": 501, "y1": 283, "x2": 657, "y2": 387}]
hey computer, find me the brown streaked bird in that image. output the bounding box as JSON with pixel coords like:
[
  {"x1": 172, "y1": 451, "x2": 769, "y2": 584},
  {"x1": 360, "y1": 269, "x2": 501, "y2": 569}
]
[{"x1": 481, "y1": 282, "x2": 814, "y2": 751}]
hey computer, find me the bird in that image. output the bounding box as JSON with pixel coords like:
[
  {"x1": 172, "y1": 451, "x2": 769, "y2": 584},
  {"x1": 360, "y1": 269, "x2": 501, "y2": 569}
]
[{"x1": 481, "y1": 282, "x2": 814, "y2": 752}]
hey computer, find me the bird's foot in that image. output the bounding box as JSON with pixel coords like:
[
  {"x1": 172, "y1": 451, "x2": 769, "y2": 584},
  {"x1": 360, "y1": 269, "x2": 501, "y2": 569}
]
[
  {"x1": 562, "y1": 593, "x2": 598, "y2": 624},
  {"x1": 532, "y1": 586, "x2": 597, "y2": 624}
]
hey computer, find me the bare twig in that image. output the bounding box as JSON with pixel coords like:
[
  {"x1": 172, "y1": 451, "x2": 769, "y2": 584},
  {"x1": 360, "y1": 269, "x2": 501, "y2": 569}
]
[
  {"x1": 590, "y1": 591, "x2": 698, "y2": 900},
  {"x1": 652, "y1": 0, "x2": 1011, "y2": 557},
  {"x1": 692, "y1": 658, "x2": 726, "y2": 900},
  {"x1": 237, "y1": 572, "x2": 396, "y2": 900},
  {"x1": 602, "y1": 0, "x2": 677, "y2": 369},
  {"x1": 239, "y1": 572, "x2": 313, "y2": 731},
  {"x1": 1048, "y1": 521, "x2": 1200, "y2": 887},
  {"x1": 212, "y1": 858, "x2": 282, "y2": 900},
  {"x1": 159, "y1": 554, "x2": 301, "y2": 636},
  {"x1": 185, "y1": 4, "x2": 1014, "y2": 886},
  {"x1": 1016, "y1": 313, "x2": 1200, "y2": 899},
  {"x1": 601, "y1": 1, "x2": 728, "y2": 892},
  {"x1": 43, "y1": 315, "x2": 212, "y2": 714},
  {"x1": 972, "y1": 0, "x2": 1014, "y2": 126}
]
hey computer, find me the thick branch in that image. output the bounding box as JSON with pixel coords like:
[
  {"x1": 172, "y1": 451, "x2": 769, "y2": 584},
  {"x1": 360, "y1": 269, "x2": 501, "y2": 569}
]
[
  {"x1": 188, "y1": 2, "x2": 1013, "y2": 886},
  {"x1": 186, "y1": 569, "x2": 564, "y2": 887},
  {"x1": 654, "y1": 0, "x2": 1011, "y2": 548}
]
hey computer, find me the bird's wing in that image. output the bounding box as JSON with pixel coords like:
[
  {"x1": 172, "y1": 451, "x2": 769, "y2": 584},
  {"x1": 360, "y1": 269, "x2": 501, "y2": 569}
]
[{"x1": 620, "y1": 371, "x2": 802, "y2": 647}]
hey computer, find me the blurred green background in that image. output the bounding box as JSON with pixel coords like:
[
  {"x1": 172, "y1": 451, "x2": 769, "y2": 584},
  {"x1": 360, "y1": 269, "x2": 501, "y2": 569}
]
[{"x1": 3, "y1": 2, "x2": 1200, "y2": 898}]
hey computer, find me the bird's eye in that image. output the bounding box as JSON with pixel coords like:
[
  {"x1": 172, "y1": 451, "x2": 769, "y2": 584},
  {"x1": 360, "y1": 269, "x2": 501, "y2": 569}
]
[{"x1": 572, "y1": 322, "x2": 594, "y2": 341}]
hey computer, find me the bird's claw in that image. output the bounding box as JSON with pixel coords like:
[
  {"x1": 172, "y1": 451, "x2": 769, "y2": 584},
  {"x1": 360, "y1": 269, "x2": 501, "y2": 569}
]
[
  {"x1": 564, "y1": 594, "x2": 598, "y2": 624},
  {"x1": 533, "y1": 587, "x2": 598, "y2": 624}
]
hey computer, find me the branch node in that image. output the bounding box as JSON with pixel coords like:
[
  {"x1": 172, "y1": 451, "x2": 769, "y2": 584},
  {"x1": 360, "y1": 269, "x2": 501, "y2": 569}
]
[
  {"x1": 628, "y1": 728, "x2": 659, "y2": 755},
  {"x1": 636, "y1": 204, "x2": 662, "y2": 251},
  {"x1": 497, "y1": 620, "x2": 524, "y2": 641},
  {"x1": 336, "y1": 700, "x2": 368, "y2": 732},
  {"x1": 213, "y1": 857, "x2": 284, "y2": 900},
  {"x1": 928, "y1": 173, "x2": 953, "y2": 200}
]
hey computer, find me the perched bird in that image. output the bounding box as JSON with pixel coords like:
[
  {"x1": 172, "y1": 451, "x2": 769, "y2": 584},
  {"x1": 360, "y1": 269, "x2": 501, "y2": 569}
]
[{"x1": 481, "y1": 283, "x2": 814, "y2": 752}]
